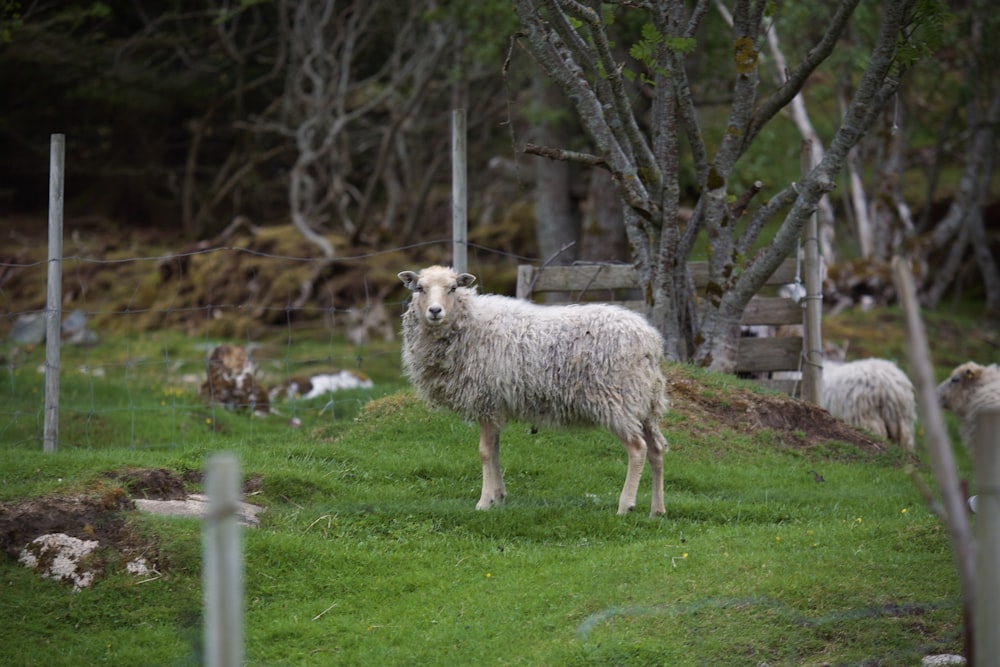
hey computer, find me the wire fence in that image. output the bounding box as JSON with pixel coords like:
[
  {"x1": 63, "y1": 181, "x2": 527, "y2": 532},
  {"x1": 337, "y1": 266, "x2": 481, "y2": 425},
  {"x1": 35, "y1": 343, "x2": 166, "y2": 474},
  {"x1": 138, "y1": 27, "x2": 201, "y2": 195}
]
[
  {"x1": 0, "y1": 235, "x2": 543, "y2": 452},
  {"x1": 0, "y1": 137, "x2": 535, "y2": 452}
]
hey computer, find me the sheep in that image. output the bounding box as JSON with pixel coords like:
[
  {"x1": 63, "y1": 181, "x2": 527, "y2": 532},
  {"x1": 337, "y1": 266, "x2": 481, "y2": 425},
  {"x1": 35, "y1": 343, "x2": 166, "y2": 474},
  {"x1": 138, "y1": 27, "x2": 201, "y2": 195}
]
[
  {"x1": 397, "y1": 265, "x2": 670, "y2": 517},
  {"x1": 936, "y1": 361, "x2": 1000, "y2": 452},
  {"x1": 200, "y1": 344, "x2": 271, "y2": 417},
  {"x1": 821, "y1": 358, "x2": 917, "y2": 451}
]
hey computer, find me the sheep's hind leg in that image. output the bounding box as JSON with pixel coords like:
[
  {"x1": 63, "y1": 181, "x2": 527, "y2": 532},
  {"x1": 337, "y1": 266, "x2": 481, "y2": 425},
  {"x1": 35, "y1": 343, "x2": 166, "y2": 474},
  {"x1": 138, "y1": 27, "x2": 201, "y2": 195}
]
[
  {"x1": 476, "y1": 421, "x2": 506, "y2": 510},
  {"x1": 616, "y1": 434, "x2": 647, "y2": 515},
  {"x1": 644, "y1": 421, "x2": 667, "y2": 517}
]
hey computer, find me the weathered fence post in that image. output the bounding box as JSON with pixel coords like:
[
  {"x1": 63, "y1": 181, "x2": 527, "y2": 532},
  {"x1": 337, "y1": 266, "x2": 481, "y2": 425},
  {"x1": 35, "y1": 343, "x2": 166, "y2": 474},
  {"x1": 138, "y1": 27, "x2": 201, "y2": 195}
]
[
  {"x1": 203, "y1": 453, "x2": 244, "y2": 667},
  {"x1": 800, "y1": 140, "x2": 823, "y2": 405},
  {"x1": 43, "y1": 133, "x2": 65, "y2": 454},
  {"x1": 451, "y1": 108, "x2": 468, "y2": 274},
  {"x1": 974, "y1": 409, "x2": 1000, "y2": 665}
]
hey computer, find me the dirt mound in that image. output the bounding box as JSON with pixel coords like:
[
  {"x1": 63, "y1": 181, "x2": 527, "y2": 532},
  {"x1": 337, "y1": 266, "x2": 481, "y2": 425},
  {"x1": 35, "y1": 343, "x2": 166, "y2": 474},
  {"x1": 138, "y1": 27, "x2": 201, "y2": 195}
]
[
  {"x1": 665, "y1": 366, "x2": 888, "y2": 455},
  {"x1": 0, "y1": 468, "x2": 196, "y2": 589},
  {"x1": 105, "y1": 467, "x2": 192, "y2": 500},
  {"x1": 0, "y1": 488, "x2": 133, "y2": 560},
  {"x1": 2, "y1": 467, "x2": 266, "y2": 580}
]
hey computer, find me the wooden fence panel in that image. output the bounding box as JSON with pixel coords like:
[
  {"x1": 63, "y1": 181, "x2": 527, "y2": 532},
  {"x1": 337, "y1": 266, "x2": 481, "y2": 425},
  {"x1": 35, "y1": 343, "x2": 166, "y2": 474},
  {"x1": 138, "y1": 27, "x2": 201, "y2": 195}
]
[{"x1": 516, "y1": 257, "x2": 819, "y2": 398}]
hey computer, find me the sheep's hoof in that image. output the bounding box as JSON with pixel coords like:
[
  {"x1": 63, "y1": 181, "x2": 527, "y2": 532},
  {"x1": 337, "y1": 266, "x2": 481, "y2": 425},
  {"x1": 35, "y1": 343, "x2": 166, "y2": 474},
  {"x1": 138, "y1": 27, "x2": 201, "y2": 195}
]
[
  {"x1": 476, "y1": 494, "x2": 505, "y2": 510},
  {"x1": 616, "y1": 505, "x2": 634, "y2": 516},
  {"x1": 649, "y1": 508, "x2": 666, "y2": 518}
]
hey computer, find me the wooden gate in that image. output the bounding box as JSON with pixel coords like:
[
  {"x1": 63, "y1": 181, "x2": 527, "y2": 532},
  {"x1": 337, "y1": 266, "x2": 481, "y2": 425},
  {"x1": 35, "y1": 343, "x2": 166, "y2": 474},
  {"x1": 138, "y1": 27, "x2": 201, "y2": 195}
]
[{"x1": 515, "y1": 258, "x2": 822, "y2": 400}]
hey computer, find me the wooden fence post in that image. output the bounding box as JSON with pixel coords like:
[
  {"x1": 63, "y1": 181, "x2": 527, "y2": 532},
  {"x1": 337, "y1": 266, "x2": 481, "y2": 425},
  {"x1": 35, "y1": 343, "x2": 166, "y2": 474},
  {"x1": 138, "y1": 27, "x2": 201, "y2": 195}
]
[
  {"x1": 43, "y1": 134, "x2": 65, "y2": 454},
  {"x1": 800, "y1": 140, "x2": 823, "y2": 405}
]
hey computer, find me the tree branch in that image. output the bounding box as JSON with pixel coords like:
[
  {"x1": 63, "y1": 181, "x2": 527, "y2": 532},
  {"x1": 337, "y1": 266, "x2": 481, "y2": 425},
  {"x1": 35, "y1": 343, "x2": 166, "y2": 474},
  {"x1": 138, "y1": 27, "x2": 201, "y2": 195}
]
[
  {"x1": 512, "y1": 0, "x2": 655, "y2": 221},
  {"x1": 656, "y1": 3, "x2": 709, "y2": 186},
  {"x1": 735, "y1": 183, "x2": 800, "y2": 258},
  {"x1": 522, "y1": 143, "x2": 608, "y2": 168},
  {"x1": 746, "y1": 0, "x2": 862, "y2": 149},
  {"x1": 556, "y1": 0, "x2": 658, "y2": 179},
  {"x1": 731, "y1": 179, "x2": 763, "y2": 219},
  {"x1": 710, "y1": 0, "x2": 766, "y2": 174}
]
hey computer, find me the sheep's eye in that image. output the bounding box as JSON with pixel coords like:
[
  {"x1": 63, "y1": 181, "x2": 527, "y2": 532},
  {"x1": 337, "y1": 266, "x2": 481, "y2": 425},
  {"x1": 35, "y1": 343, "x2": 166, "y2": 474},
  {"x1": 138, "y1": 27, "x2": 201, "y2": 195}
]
[
  {"x1": 448, "y1": 285, "x2": 457, "y2": 294},
  {"x1": 414, "y1": 285, "x2": 424, "y2": 293}
]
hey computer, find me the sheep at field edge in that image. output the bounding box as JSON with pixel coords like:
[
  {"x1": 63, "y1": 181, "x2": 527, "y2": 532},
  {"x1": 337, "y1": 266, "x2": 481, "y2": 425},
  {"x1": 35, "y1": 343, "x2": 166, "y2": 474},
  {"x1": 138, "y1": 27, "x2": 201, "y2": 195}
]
[
  {"x1": 936, "y1": 361, "x2": 1000, "y2": 452},
  {"x1": 397, "y1": 265, "x2": 670, "y2": 517},
  {"x1": 821, "y1": 358, "x2": 916, "y2": 451}
]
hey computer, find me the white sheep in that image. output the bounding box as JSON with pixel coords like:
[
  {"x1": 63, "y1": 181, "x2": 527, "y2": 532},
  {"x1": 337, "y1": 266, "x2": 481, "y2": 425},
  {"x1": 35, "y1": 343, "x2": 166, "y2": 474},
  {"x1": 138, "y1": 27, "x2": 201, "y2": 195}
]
[
  {"x1": 397, "y1": 265, "x2": 670, "y2": 516},
  {"x1": 936, "y1": 361, "x2": 1000, "y2": 452},
  {"x1": 821, "y1": 358, "x2": 917, "y2": 451}
]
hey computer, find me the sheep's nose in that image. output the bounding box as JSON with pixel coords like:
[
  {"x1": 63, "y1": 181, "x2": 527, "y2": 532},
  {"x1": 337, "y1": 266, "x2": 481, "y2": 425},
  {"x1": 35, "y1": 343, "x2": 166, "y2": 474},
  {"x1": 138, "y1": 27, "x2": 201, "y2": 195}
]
[{"x1": 428, "y1": 306, "x2": 442, "y2": 317}]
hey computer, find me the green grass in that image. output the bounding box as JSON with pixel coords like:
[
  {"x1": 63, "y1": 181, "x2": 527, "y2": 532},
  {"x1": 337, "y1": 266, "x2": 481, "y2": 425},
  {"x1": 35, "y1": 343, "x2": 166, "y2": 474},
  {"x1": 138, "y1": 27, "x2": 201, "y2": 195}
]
[
  {"x1": 1, "y1": 329, "x2": 405, "y2": 451},
  {"x1": 0, "y1": 311, "x2": 988, "y2": 666}
]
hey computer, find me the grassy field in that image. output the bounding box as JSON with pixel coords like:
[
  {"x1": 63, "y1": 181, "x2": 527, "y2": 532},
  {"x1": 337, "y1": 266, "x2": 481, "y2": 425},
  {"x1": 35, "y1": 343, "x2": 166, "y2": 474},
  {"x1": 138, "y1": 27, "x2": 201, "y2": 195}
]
[{"x1": 0, "y1": 306, "x2": 991, "y2": 666}]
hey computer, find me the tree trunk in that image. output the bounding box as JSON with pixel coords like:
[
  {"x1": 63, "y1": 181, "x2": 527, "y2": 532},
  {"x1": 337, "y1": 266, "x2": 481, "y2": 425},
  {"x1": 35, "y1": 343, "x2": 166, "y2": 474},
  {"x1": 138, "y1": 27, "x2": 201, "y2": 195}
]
[
  {"x1": 532, "y1": 75, "x2": 579, "y2": 266},
  {"x1": 579, "y1": 168, "x2": 628, "y2": 262}
]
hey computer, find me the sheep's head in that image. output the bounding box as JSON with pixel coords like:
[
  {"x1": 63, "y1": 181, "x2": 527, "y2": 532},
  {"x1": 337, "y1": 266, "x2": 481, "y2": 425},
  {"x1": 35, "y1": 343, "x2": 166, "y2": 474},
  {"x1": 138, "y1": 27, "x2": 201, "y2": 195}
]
[
  {"x1": 398, "y1": 266, "x2": 476, "y2": 327},
  {"x1": 937, "y1": 361, "x2": 984, "y2": 411}
]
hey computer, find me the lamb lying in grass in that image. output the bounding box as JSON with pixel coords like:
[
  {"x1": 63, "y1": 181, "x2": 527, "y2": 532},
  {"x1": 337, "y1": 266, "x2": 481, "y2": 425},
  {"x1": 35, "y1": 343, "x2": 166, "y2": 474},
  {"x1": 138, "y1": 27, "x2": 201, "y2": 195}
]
[
  {"x1": 200, "y1": 344, "x2": 271, "y2": 417},
  {"x1": 397, "y1": 265, "x2": 670, "y2": 516}
]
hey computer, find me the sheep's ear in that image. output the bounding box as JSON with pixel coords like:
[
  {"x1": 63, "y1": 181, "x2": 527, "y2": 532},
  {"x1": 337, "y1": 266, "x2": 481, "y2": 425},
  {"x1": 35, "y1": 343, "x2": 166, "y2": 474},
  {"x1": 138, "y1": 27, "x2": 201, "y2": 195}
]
[
  {"x1": 398, "y1": 271, "x2": 419, "y2": 291},
  {"x1": 964, "y1": 367, "x2": 981, "y2": 381},
  {"x1": 456, "y1": 273, "x2": 477, "y2": 288}
]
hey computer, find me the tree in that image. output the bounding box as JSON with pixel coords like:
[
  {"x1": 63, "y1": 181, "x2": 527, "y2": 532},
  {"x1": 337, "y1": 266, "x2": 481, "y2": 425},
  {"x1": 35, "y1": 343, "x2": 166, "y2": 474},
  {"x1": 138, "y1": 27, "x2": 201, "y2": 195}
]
[
  {"x1": 918, "y1": 0, "x2": 1000, "y2": 317},
  {"x1": 531, "y1": 75, "x2": 579, "y2": 266},
  {"x1": 241, "y1": 0, "x2": 454, "y2": 259},
  {"x1": 511, "y1": 0, "x2": 937, "y2": 370}
]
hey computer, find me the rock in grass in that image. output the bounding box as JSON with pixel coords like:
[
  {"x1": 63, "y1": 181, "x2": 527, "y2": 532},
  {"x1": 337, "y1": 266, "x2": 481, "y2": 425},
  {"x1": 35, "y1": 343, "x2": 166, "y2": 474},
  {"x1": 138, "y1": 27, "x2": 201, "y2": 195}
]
[
  {"x1": 922, "y1": 655, "x2": 966, "y2": 666},
  {"x1": 9, "y1": 313, "x2": 46, "y2": 344},
  {"x1": 19, "y1": 532, "x2": 101, "y2": 591}
]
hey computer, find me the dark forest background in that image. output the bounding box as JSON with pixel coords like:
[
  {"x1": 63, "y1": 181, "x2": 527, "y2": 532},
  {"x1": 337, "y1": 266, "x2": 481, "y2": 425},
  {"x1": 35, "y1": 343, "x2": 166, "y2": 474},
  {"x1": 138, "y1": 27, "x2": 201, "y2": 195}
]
[{"x1": 0, "y1": 1, "x2": 997, "y2": 326}]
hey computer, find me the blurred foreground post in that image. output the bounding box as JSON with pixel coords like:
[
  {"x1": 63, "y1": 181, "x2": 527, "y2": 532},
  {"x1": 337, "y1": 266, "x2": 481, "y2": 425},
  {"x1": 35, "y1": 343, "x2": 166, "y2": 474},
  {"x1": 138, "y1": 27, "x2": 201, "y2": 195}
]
[
  {"x1": 44, "y1": 134, "x2": 65, "y2": 454},
  {"x1": 892, "y1": 256, "x2": 975, "y2": 662},
  {"x1": 204, "y1": 453, "x2": 244, "y2": 667},
  {"x1": 974, "y1": 410, "x2": 1000, "y2": 665}
]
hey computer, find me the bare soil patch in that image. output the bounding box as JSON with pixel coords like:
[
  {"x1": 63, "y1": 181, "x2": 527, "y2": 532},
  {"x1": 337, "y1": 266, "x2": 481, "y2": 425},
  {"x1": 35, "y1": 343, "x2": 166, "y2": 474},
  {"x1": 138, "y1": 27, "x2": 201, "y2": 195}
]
[
  {"x1": 2, "y1": 468, "x2": 267, "y2": 575},
  {"x1": 664, "y1": 366, "x2": 888, "y2": 455},
  {"x1": 1, "y1": 468, "x2": 200, "y2": 588},
  {"x1": 1, "y1": 486, "x2": 134, "y2": 561}
]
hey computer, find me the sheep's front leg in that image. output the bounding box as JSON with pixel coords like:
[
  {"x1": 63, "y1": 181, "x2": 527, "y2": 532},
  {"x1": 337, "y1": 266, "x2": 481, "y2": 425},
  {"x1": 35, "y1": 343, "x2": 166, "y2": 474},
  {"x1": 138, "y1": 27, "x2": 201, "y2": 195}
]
[
  {"x1": 476, "y1": 421, "x2": 506, "y2": 510},
  {"x1": 617, "y1": 436, "x2": 647, "y2": 515}
]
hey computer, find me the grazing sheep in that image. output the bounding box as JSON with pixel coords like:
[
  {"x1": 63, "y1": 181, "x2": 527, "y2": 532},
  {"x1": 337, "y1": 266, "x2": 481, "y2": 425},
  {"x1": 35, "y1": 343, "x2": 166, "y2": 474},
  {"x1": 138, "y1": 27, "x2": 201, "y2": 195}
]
[
  {"x1": 397, "y1": 265, "x2": 670, "y2": 516},
  {"x1": 936, "y1": 361, "x2": 1000, "y2": 451},
  {"x1": 821, "y1": 358, "x2": 916, "y2": 451}
]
